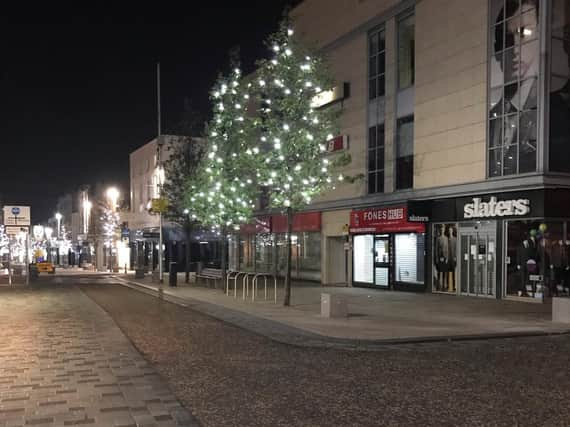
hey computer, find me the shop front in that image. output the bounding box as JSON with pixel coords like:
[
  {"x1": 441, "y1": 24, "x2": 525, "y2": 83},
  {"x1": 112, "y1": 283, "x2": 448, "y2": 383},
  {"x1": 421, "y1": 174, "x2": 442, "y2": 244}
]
[
  {"x1": 429, "y1": 188, "x2": 570, "y2": 301},
  {"x1": 350, "y1": 205, "x2": 426, "y2": 291},
  {"x1": 231, "y1": 212, "x2": 323, "y2": 281}
]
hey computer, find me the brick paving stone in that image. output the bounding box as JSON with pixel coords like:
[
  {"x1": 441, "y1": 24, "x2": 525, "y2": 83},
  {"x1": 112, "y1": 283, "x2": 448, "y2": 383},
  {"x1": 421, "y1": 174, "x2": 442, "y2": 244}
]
[{"x1": 0, "y1": 285, "x2": 197, "y2": 426}]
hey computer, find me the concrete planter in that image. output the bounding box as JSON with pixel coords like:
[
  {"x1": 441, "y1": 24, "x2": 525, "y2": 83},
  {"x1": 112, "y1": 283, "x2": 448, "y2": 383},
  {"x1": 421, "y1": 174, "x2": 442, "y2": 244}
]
[
  {"x1": 321, "y1": 293, "x2": 348, "y2": 318},
  {"x1": 151, "y1": 271, "x2": 161, "y2": 283},
  {"x1": 552, "y1": 297, "x2": 570, "y2": 323}
]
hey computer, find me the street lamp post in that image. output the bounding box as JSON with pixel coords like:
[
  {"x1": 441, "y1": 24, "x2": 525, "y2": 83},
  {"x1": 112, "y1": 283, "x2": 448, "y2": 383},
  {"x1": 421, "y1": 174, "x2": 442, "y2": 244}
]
[
  {"x1": 106, "y1": 187, "x2": 120, "y2": 272},
  {"x1": 83, "y1": 200, "x2": 92, "y2": 235},
  {"x1": 106, "y1": 187, "x2": 119, "y2": 212},
  {"x1": 45, "y1": 227, "x2": 53, "y2": 263},
  {"x1": 55, "y1": 212, "x2": 62, "y2": 239},
  {"x1": 157, "y1": 142, "x2": 164, "y2": 287}
]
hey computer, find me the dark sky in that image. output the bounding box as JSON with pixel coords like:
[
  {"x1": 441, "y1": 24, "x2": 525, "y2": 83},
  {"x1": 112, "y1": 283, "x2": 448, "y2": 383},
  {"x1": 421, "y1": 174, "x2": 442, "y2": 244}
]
[{"x1": 0, "y1": 1, "x2": 298, "y2": 223}]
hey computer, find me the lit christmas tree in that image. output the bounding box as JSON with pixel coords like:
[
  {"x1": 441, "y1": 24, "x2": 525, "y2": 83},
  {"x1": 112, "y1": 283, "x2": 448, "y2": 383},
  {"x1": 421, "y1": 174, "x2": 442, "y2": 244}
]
[
  {"x1": 101, "y1": 208, "x2": 120, "y2": 255},
  {"x1": 0, "y1": 225, "x2": 9, "y2": 258},
  {"x1": 255, "y1": 23, "x2": 352, "y2": 305},
  {"x1": 185, "y1": 66, "x2": 259, "y2": 282}
]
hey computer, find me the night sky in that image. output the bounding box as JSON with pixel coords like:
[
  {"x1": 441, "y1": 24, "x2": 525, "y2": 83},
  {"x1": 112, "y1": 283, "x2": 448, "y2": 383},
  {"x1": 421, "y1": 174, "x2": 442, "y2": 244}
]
[{"x1": 0, "y1": 1, "x2": 298, "y2": 223}]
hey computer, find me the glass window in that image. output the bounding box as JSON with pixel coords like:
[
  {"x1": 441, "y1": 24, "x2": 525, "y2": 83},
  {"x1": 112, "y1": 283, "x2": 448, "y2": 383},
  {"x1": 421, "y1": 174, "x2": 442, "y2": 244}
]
[
  {"x1": 549, "y1": 0, "x2": 570, "y2": 173},
  {"x1": 354, "y1": 235, "x2": 374, "y2": 284},
  {"x1": 368, "y1": 29, "x2": 385, "y2": 101},
  {"x1": 368, "y1": 28, "x2": 386, "y2": 189},
  {"x1": 432, "y1": 223, "x2": 458, "y2": 293},
  {"x1": 275, "y1": 232, "x2": 321, "y2": 281},
  {"x1": 398, "y1": 14, "x2": 415, "y2": 89},
  {"x1": 298, "y1": 232, "x2": 321, "y2": 280},
  {"x1": 396, "y1": 116, "x2": 414, "y2": 190},
  {"x1": 255, "y1": 233, "x2": 273, "y2": 273},
  {"x1": 368, "y1": 125, "x2": 385, "y2": 194},
  {"x1": 395, "y1": 233, "x2": 424, "y2": 284},
  {"x1": 505, "y1": 220, "x2": 567, "y2": 298},
  {"x1": 489, "y1": 0, "x2": 540, "y2": 176}
]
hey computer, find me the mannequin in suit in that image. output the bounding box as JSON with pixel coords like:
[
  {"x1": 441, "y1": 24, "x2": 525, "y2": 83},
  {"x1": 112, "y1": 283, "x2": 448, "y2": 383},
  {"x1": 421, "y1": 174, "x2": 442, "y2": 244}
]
[
  {"x1": 435, "y1": 225, "x2": 449, "y2": 291},
  {"x1": 517, "y1": 233, "x2": 539, "y2": 296},
  {"x1": 447, "y1": 226, "x2": 457, "y2": 292},
  {"x1": 549, "y1": 240, "x2": 564, "y2": 296}
]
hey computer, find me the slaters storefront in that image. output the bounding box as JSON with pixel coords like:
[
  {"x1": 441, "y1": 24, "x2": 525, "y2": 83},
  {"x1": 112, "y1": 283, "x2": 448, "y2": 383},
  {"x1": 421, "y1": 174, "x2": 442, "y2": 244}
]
[
  {"x1": 426, "y1": 188, "x2": 570, "y2": 301},
  {"x1": 350, "y1": 205, "x2": 426, "y2": 291}
]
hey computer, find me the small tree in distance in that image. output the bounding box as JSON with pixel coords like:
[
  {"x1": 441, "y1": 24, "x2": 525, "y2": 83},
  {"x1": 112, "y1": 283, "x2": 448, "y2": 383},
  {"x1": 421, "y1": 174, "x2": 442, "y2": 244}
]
[{"x1": 162, "y1": 102, "x2": 206, "y2": 283}]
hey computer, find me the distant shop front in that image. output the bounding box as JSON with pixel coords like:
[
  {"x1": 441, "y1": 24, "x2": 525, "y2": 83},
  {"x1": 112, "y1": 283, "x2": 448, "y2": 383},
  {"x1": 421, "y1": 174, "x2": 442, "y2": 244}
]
[{"x1": 230, "y1": 212, "x2": 323, "y2": 281}]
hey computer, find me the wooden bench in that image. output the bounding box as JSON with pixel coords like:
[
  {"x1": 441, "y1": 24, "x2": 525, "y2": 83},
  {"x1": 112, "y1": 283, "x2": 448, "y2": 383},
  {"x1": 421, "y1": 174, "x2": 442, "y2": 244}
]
[{"x1": 195, "y1": 268, "x2": 223, "y2": 288}]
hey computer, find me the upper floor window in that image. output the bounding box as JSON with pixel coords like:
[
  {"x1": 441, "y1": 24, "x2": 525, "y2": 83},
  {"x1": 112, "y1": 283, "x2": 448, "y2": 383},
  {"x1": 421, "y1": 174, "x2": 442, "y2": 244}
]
[
  {"x1": 369, "y1": 29, "x2": 385, "y2": 100},
  {"x1": 488, "y1": 0, "x2": 540, "y2": 177},
  {"x1": 398, "y1": 14, "x2": 415, "y2": 89},
  {"x1": 368, "y1": 125, "x2": 385, "y2": 194},
  {"x1": 396, "y1": 116, "x2": 414, "y2": 190},
  {"x1": 549, "y1": 0, "x2": 570, "y2": 173}
]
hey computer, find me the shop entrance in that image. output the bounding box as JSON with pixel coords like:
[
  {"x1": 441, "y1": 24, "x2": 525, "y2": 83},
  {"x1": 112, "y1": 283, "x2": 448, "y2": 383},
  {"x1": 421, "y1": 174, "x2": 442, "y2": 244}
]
[
  {"x1": 459, "y1": 222, "x2": 497, "y2": 297},
  {"x1": 374, "y1": 235, "x2": 390, "y2": 288}
]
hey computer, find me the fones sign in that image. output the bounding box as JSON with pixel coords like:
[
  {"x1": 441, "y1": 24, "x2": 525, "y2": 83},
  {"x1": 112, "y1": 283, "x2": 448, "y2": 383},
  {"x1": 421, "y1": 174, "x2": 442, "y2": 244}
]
[
  {"x1": 463, "y1": 196, "x2": 531, "y2": 219},
  {"x1": 350, "y1": 205, "x2": 425, "y2": 233}
]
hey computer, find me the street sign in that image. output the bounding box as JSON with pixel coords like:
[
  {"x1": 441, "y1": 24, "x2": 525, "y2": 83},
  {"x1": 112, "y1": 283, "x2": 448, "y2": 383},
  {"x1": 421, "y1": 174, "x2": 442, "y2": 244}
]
[
  {"x1": 5, "y1": 226, "x2": 28, "y2": 236},
  {"x1": 3, "y1": 206, "x2": 31, "y2": 226},
  {"x1": 151, "y1": 198, "x2": 169, "y2": 213},
  {"x1": 142, "y1": 231, "x2": 160, "y2": 239}
]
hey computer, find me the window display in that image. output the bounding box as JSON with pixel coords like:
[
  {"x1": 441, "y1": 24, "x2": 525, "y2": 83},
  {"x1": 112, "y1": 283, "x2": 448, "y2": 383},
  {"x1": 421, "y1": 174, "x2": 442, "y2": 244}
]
[
  {"x1": 275, "y1": 232, "x2": 321, "y2": 281},
  {"x1": 395, "y1": 233, "x2": 424, "y2": 284},
  {"x1": 505, "y1": 220, "x2": 570, "y2": 298},
  {"x1": 354, "y1": 235, "x2": 374, "y2": 284},
  {"x1": 255, "y1": 233, "x2": 274, "y2": 273},
  {"x1": 433, "y1": 223, "x2": 458, "y2": 292},
  {"x1": 354, "y1": 232, "x2": 425, "y2": 288}
]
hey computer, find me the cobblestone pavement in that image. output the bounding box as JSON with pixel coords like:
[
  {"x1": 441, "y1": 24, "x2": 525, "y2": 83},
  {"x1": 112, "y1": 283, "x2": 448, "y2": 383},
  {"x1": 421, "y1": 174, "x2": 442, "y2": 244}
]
[
  {"x1": 78, "y1": 279, "x2": 570, "y2": 427},
  {"x1": 0, "y1": 282, "x2": 198, "y2": 427}
]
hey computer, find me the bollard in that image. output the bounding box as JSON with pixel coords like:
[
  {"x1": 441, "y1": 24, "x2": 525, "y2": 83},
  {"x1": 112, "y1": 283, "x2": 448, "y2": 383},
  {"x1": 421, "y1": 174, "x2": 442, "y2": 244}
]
[{"x1": 169, "y1": 262, "x2": 177, "y2": 287}]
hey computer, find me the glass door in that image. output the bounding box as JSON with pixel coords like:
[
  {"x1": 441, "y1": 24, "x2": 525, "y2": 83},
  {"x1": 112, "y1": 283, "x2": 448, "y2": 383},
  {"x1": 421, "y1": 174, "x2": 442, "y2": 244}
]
[
  {"x1": 374, "y1": 235, "x2": 390, "y2": 287},
  {"x1": 459, "y1": 223, "x2": 496, "y2": 297}
]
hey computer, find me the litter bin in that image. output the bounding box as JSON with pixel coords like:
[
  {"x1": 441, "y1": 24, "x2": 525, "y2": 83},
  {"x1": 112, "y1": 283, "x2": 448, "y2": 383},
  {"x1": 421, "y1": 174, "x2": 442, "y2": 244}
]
[
  {"x1": 29, "y1": 264, "x2": 39, "y2": 282},
  {"x1": 169, "y1": 262, "x2": 177, "y2": 287}
]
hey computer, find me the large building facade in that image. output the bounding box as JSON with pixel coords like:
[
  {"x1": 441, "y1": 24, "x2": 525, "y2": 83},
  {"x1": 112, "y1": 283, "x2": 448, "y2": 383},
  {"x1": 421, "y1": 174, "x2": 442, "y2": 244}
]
[{"x1": 230, "y1": 0, "x2": 570, "y2": 302}]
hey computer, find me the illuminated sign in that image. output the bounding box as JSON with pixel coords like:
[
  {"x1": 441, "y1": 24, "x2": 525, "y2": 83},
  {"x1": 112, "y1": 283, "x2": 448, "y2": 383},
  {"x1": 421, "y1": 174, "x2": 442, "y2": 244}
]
[
  {"x1": 463, "y1": 197, "x2": 531, "y2": 219},
  {"x1": 310, "y1": 83, "x2": 349, "y2": 108}
]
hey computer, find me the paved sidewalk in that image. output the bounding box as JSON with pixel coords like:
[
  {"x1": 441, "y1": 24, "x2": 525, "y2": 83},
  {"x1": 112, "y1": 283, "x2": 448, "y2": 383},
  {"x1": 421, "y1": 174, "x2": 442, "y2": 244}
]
[
  {"x1": 0, "y1": 285, "x2": 198, "y2": 427},
  {"x1": 113, "y1": 273, "x2": 570, "y2": 347}
]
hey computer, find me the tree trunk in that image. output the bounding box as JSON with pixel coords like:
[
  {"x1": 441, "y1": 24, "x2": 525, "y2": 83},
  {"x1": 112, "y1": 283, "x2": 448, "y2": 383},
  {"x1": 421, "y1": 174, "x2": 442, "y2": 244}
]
[
  {"x1": 284, "y1": 207, "x2": 293, "y2": 306},
  {"x1": 220, "y1": 226, "x2": 227, "y2": 290},
  {"x1": 185, "y1": 221, "x2": 192, "y2": 284}
]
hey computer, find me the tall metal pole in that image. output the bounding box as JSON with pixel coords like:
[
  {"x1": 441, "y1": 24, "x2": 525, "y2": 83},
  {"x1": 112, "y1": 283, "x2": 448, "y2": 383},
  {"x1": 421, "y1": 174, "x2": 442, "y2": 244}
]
[
  {"x1": 157, "y1": 62, "x2": 164, "y2": 288},
  {"x1": 25, "y1": 231, "x2": 30, "y2": 286}
]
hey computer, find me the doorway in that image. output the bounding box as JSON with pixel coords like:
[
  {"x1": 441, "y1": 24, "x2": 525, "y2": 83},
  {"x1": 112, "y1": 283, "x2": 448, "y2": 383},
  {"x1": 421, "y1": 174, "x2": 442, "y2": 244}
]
[
  {"x1": 326, "y1": 236, "x2": 347, "y2": 285},
  {"x1": 459, "y1": 222, "x2": 497, "y2": 297},
  {"x1": 374, "y1": 235, "x2": 390, "y2": 288}
]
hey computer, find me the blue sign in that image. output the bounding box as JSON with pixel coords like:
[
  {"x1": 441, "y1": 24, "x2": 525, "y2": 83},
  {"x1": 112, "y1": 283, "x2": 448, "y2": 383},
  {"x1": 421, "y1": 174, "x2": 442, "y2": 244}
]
[{"x1": 11, "y1": 207, "x2": 20, "y2": 216}]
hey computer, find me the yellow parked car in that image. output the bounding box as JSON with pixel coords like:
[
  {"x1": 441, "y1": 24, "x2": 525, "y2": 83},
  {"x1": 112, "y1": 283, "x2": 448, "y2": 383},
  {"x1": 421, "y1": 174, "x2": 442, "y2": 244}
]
[{"x1": 37, "y1": 262, "x2": 56, "y2": 274}]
